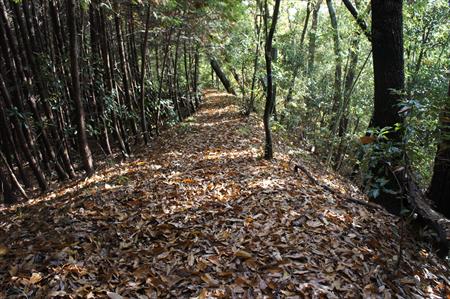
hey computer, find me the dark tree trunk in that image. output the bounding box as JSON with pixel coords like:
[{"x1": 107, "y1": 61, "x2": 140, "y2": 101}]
[
  {"x1": 114, "y1": 3, "x2": 138, "y2": 141},
  {"x1": 193, "y1": 44, "x2": 200, "y2": 107},
  {"x1": 0, "y1": 150, "x2": 28, "y2": 200},
  {"x1": 0, "y1": 171, "x2": 17, "y2": 204},
  {"x1": 371, "y1": 0, "x2": 404, "y2": 131},
  {"x1": 139, "y1": 5, "x2": 151, "y2": 144},
  {"x1": 172, "y1": 31, "x2": 183, "y2": 121},
  {"x1": 210, "y1": 57, "x2": 236, "y2": 95},
  {"x1": 428, "y1": 80, "x2": 450, "y2": 218},
  {"x1": 369, "y1": 0, "x2": 405, "y2": 212},
  {"x1": 342, "y1": 0, "x2": 371, "y2": 40},
  {"x1": 0, "y1": 73, "x2": 48, "y2": 191},
  {"x1": 262, "y1": 0, "x2": 281, "y2": 160},
  {"x1": 67, "y1": 0, "x2": 94, "y2": 176},
  {"x1": 155, "y1": 28, "x2": 172, "y2": 135}
]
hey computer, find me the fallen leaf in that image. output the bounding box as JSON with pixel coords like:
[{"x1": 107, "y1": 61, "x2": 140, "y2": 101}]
[
  {"x1": 235, "y1": 250, "x2": 252, "y2": 259},
  {"x1": 200, "y1": 273, "x2": 219, "y2": 286},
  {"x1": 107, "y1": 292, "x2": 123, "y2": 299},
  {"x1": 306, "y1": 219, "x2": 323, "y2": 228},
  {"x1": 29, "y1": 272, "x2": 42, "y2": 284},
  {"x1": 0, "y1": 244, "x2": 8, "y2": 256}
]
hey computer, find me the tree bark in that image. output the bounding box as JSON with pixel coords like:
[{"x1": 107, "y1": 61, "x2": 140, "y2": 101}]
[
  {"x1": 371, "y1": 0, "x2": 404, "y2": 131},
  {"x1": 67, "y1": 0, "x2": 94, "y2": 176},
  {"x1": 342, "y1": 0, "x2": 371, "y2": 41},
  {"x1": 0, "y1": 73, "x2": 48, "y2": 191},
  {"x1": 262, "y1": 0, "x2": 281, "y2": 160},
  {"x1": 210, "y1": 57, "x2": 236, "y2": 95},
  {"x1": 114, "y1": 3, "x2": 138, "y2": 141},
  {"x1": 193, "y1": 44, "x2": 200, "y2": 107},
  {"x1": 307, "y1": 0, "x2": 321, "y2": 77},
  {"x1": 326, "y1": 0, "x2": 343, "y2": 125},
  {"x1": 369, "y1": 0, "x2": 405, "y2": 211},
  {"x1": 428, "y1": 79, "x2": 450, "y2": 218},
  {"x1": 247, "y1": 2, "x2": 263, "y2": 115},
  {"x1": 285, "y1": 0, "x2": 311, "y2": 105},
  {"x1": 139, "y1": 5, "x2": 151, "y2": 144},
  {"x1": 0, "y1": 170, "x2": 17, "y2": 204}
]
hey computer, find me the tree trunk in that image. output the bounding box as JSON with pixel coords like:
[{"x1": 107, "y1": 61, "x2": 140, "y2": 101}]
[
  {"x1": 428, "y1": 79, "x2": 450, "y2": 218},
  {"x1": 210, "y1": 57, "x2": 236, "y2": 95},
  {"x1": 0, "y1": 150, "x2": 28, "y2": 200},
  {"x1": 67, "y1": 0, "x2": 94, "y2": 176},
  {"x1": 0, "y1": 73, "x2": 48, "y2": 191},
  {"x1": 247, "y1": 4, "x2": 263, "y2": 115},
  {"x1": 307, "y1": 0, "x2": 321, "y2": 77},
  {"x1": 334, "y1": 31, "x2": 361, "y2": 169},
  {"x1": 369, "y1": 0, "x2": 405, "y2": 212},
  {"x1": 371, "y1": 0, "x2": 404, "y2": 131},
  {"x1": 0, "y1": 170, "x2": 17, "y2": 204},
  {"x1": 139, "y1": 5, "x2": 151, "y2": 144},
  {"x1": 285, "y1": 0, "x2": 311, "y2": 105},
  {"x1": 262, "y1": 0, "x2": 281, "y2": 160},
  {"x1": 326, "y1": 0, "x2": 343, "y2": 125},
  {"x1": 193, "y1": 44, "x2": 200, "y2": 107},
  {"x1": 114, "y1": 3, "x2": 138, "y2": 141}
]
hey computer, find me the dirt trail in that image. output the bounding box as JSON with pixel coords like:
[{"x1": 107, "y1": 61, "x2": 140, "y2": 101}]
[{"x1": 0, "y1": 90, "x2": 448, "y2": 298}]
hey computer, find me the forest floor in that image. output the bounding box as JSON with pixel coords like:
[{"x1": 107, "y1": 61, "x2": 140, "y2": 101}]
[{"x1": 0, "y1": 90, "x2": 449, "y2": 298}]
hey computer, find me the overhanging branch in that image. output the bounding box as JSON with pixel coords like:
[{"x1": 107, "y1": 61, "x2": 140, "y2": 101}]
[{"x1": 342, "y1": 0, "x2": 371, "y2": 41}]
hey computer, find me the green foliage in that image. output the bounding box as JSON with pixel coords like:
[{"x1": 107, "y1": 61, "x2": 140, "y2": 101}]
[
  {"x1": 358, "y1": 126, "x2": 404, "y2": 199},
  {"x1": 80, "y1": 0, "x2": 91, "y2": 11},
  {"x1": 216, "y1": 0, "x2": 448, "y2": 191}
]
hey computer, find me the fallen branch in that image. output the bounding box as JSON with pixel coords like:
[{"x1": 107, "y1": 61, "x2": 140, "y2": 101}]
[{"x1": 294, "y1": 164, "x2": 382, "y2": 210}]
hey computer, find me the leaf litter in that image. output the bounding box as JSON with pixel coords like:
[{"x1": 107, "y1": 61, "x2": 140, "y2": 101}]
[{"x1": 0, "y1": 90, "x2": 449, "y2": 298}]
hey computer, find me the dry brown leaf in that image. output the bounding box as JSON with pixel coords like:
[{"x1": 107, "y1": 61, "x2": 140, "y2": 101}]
[
  {"x1": 106, "y1": 291, "x2": 123, "y2": 299},
  {"x1": 200, "y1": 273, "x2": 219, "y2": 286},
  {"x1": 235, "y1": 250, "x2": 252, "y2": 259},
  {"x1": 0, "y1": 245, "x2": 8, "y2": 256},
  {"x1": 29, "y1": 273, "x2": 42, "y2": 284},
  {"x1": 306, "y1": 219, "x2": 323, "y2": 228}
]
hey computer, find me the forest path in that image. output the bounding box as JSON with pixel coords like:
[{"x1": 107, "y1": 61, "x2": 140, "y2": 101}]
[{"x1": 0, "y1": 90, "x2": 448, "y2": 298}]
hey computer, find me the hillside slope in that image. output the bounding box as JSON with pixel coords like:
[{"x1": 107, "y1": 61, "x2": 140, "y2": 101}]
[{"x1": 0, "y1": 90, "x2": 449, "y2": 298}]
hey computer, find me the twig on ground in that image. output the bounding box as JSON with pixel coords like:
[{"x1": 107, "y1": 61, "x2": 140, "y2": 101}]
[{"x1": 293, "y1": 164, "x2": 382, "y2": 210}]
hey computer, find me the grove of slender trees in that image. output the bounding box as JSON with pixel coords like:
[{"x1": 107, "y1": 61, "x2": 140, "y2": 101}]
[{"x1": 0, "y1": 0, "x2": 206, "y2": 201}]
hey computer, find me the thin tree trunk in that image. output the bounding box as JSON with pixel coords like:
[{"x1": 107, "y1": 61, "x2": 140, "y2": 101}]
[
  {"x1": 210, "y1": 57, "x2": 236, "y2": 95},
  {"x1": 0, "y1": 73, "x2": 48, "y2": 191},
  {"x1": 114, "y1": 3, "x2": 138, "y2": 141},
  {"x1": 285, "y1": 0, "x2": 311, "y2": 105},
  {"x1": 139, "y1": 5, "x2": 151, "y2": 144},
  {"x1": 0, "y1": 150, "x2": 28, "y2": 199},
  {"x1": 193, "y1": 44, "x2": 200, "y2": 107},
  {"x1": 326, "y1": 0, "x2": 343, "y2": 121},
  {"x1": 307, "y1": 0, "x2": 321, "y2": 77},
  {"x1": 263, "y1": 0, "x2": 281, "y2": 160},
  {"x1": 155, "y1": 28, "x2": 173, "y2": 135},
  {"x1": 247, "y1": 3, "x2": 263, "y2": 115},
  {"x1": 0, "y1": 170, "x2": 17, "y2": 204},
  {"x1": 67, "y1": 0, "x2": 94, "y2": 176}
]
